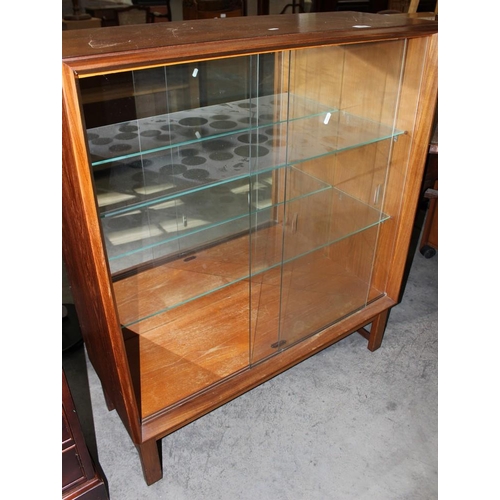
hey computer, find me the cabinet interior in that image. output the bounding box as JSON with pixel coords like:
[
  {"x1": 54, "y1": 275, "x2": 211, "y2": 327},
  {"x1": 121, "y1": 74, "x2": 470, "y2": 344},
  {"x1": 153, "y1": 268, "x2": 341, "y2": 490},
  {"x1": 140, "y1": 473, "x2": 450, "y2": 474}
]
[{"x1": 79, "y1": 38, "x2": 426, "y2": 419}]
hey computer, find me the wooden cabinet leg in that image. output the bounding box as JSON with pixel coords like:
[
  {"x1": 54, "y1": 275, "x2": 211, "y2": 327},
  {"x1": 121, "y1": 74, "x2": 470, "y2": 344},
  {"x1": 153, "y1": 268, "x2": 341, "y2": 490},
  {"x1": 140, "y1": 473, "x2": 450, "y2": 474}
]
[
  {"x1": 102, "y1": 387, "x2": 115, "y2": 411},
  {"x1": 367, "y1": 309, "x2": 390, "y2": 352},
  {"x1": 136, "y1": 439, "x2": 163, "y2": 486}
]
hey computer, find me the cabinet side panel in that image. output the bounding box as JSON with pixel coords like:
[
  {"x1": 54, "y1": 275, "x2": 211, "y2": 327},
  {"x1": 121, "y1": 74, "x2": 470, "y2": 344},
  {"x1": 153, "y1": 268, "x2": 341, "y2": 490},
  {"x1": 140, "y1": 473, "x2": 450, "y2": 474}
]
[{"x1": 62, "y1": 63, "x2": 142, "y2": 443}]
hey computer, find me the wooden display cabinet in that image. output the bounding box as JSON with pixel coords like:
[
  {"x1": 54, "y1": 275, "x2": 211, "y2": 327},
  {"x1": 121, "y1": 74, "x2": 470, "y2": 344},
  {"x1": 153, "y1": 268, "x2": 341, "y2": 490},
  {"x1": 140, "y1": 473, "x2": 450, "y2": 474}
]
[{"x1": 62, "y1": 12, "x2": 437, "y2": 486}]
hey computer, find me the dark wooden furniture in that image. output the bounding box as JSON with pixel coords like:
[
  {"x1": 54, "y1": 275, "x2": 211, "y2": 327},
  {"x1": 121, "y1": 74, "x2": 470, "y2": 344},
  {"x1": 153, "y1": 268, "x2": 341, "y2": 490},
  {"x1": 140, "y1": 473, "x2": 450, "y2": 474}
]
[
  {"x1": 133, "y1": 0, "x2": 173, "y2": 22},
  {"x1": 63, "y1": 17, "x2": 102, "y2": 30},
  {"x1": 63, "y1": 370, "x2": 109, "y2": 500},
  {"x1": 419, "y1": 122, "x2": 438, "y2": 258},
  {"x1": 257, "y1": 0, "x2": 388, "y2": 16},
  {"x1": 84, "y1": 1, "x2": 140, "y2": 27},
  {"x1": 62, "y1": 13, "x2": 437, "y2": 486},
  {"x1": 116, "y1": 5, "x2": 152, "y2": 25},
  {"x1": 315, "y1": 0, "x2": 388, "y2": 13},
  {"x1": 183, "y1": 0, "x2": 245, "y2": 19},
  {"x1": 386, "y1": 0, "x2": 437, "y2": 13},
  {"x1": 280, "y1": 0, "x2": 305, "y2": 14},
  {"x1": 83, "y1": 3, "x2": 167, "y2": 26},
  {"x1": 420, "y1": 179, "x2": 437, "y2": 257}
]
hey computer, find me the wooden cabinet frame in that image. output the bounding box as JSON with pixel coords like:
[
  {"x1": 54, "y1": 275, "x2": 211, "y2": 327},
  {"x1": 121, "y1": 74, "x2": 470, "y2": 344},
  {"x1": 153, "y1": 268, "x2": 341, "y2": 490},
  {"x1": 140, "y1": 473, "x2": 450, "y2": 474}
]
[{"x1": 62, "y1": 12, "x2": 437, "y2": 485}]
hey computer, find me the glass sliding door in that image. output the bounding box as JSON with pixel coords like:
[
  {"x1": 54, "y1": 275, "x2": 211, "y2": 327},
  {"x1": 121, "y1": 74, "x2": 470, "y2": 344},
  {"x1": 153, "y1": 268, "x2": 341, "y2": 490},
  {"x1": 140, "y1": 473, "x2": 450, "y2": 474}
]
[{"x1": 249, "y1": 40, "x2": 407, "y2": 360}]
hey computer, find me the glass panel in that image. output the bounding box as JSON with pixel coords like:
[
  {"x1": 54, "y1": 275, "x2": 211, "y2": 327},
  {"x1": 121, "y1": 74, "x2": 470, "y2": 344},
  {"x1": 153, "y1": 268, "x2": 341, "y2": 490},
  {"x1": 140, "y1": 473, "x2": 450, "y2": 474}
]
[
  {"x1": 79, "y1": 40, "x2": 410, "y2": 409},
  {"x1": 370, "y1": 37, "x2": 428, "y2": 296},
  {"x1": 250, "y1": 166, "x2": 334, "y2": 363},
  {"x1": 279, "y1": 225, "x2": 383, "y2": 348},
  {"x1": 84, "y1": 56, "x2": 274, "y2": 279},
  {"x1": 122, "y1": 281, "x2": 252, "y2": 417},
  {"x1": 267, "y1": 40, "x2": 405, "y2": 354},
  {"x1": 81, "y1": 55, "x2": 270, "y2": 414}
]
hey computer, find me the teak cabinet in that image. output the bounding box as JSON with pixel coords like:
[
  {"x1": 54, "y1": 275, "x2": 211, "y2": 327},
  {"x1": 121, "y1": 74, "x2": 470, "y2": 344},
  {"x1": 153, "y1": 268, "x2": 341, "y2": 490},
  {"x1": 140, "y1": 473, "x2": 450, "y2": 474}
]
[{"x1": 62, "y1": 12, "x2": 437, "y2": 485}]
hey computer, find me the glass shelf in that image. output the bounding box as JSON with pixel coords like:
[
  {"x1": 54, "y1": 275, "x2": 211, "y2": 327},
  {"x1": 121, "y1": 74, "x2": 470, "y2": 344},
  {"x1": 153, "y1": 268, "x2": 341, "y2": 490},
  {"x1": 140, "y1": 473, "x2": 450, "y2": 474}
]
[
  {"x1": 112, "y1": 168, "x2": 389, "y2": 328},
  {"x1": 287, "y1": 110, "x2": 404, "y2": 165},
  {"x1": 92, "y1": 124, "x2": 287, "y2": 218},
  {"x1": 88, "y1": 93, "x2": 332, "y2": 166},
  {"x1": 105, "y1": 166, "x2": 330, "y2": 273},
  {"x1": 90, "y1": 97, "x2": 402, "y2": 219},
  {"x1": 92, "y1": 85, "x2": 400, "y2": 327}
]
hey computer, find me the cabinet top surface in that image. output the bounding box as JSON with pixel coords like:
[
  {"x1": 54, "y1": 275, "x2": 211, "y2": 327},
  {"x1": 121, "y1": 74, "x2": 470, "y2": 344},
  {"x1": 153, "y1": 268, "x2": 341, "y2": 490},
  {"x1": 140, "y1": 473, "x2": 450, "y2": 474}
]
[{"x1": 62, "y1": 12, "x2": 437, "y2": 73}]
